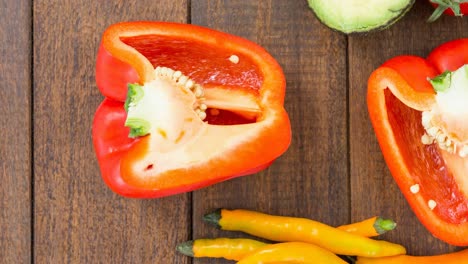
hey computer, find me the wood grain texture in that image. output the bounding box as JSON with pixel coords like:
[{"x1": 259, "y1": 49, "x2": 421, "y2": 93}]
[
  {"x1": 3, "y1": 1, "x2": 463, "y2": 263},
  {"x1": 349, "y1": 1, "x2": 468, "y2": 255},
  {"x1": 33, "y1": 1, "x2": 190, "y2": 263},
  {"x1": 0, "y1": 0, "x2": 32, "y2": 263},
  {"x1": 191, "y1": 1, "x2": 349, "y2": 263}
]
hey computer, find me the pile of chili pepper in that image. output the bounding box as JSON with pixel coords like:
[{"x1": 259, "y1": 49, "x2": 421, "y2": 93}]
[
  {"x1": 177, "y1": 209, "x2": 468, "y2": 263},
  {"x1": 177, "y1": 209, "x2": 401, "y2": 263}
]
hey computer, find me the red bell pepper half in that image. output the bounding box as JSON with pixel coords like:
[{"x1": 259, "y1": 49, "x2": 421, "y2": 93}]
[
  {"x1": 367, "y1": 38, "x2": 468, "y2": 245},
  {"x1": 93, "y1": 22, "x2": 291, "y2": 198}
]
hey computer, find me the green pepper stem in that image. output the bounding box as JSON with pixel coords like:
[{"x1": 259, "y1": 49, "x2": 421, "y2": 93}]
[
  {"x1": 124, "y1": 83, "x2": 144, "y2": 112},
  {"x1": 124, "y1": 118, "x2": 151, "y2": 138},
  {"x1": 374, "y1": 217, "x2": 397, "y2": 235},
  {"x1": 176, "y1": 240, "x2": 195, "y2": 257},
  {"x1": 429, "y1": 70, "x2": 452, "y2": 92},
  {"x1": 203, "y1": 209, "x2": 222, "y2": 228}
]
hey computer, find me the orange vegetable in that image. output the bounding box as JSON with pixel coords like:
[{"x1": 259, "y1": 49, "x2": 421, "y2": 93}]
[
  {"x1": 367, "y1": 39, "x2": 468, "y2": 245},
  {"x1": 93, "y1": 22, "x2": 291, "y2": 198}
]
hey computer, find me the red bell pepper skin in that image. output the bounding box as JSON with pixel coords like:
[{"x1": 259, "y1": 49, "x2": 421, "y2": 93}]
[
  {"x1": 367, "y1": 39, "x2": 468, "y2": 245},
  {"x1": 93, "y1": 22, "x2": 291, "y2": 198},
  {"x1": 96, "y1": 45, "x2": 139, "y2": 102}
]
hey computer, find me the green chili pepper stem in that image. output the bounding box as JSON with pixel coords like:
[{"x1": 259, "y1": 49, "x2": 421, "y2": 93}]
[
  {"x1": 203, "y1": 209, "x2": 222, "y2": 228},
  {"x1": 374, "y1": 217, "x2": 397, "y2": 235},
  {"x1": 176, "y1": 240, "x2": 195, "y2": 257}
]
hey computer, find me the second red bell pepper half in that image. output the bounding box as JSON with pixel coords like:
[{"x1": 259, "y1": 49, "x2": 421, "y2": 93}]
[
  {"x1": 93, "y1": 22, "x2": 291, "y2": 198},
  {"x1": 367, "y1": 38, "x2": 468, "y2": 245}
]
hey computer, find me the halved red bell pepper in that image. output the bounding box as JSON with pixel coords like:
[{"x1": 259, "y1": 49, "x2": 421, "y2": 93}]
[
  {"x1": 93, "y1": 22, "x2": 291, "y2": 198},
  {"x1": 367, "y1": 38, "x2": 468, "y2": 245}
]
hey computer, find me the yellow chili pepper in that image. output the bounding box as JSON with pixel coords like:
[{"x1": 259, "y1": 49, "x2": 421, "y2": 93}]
[
  {"x1": 177, "y1": 238, "x2": 266, "y2": 261},
  {"x1": 177, "y1": 216, "x2": 395, "y2": 261},
  {"x1": 236, "y1": 242, "x2": 347, "y2": 264},
  {"x1": 204, "y1": 209, "x2": 406, "y2": 257},
  {"x1": 356, "y1": 248, "x2": 468, "y2": 264},
  {"x1": 337, "y1": 216, "x2": 396, "y2": 237}
]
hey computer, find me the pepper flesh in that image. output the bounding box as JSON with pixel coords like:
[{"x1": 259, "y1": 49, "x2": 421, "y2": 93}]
[
  {"x1": 367, "y1": 38, "x2": 468, "y2": 245},
  {"x1": 204, "y1": 209, "x2": 406, "y2": 257},
  {"x1": 93, "y1": 22, "x2": 291, "y2": 198},
  {"x1": 421, "y1": 66, "x2": 468, "y2": 156}
]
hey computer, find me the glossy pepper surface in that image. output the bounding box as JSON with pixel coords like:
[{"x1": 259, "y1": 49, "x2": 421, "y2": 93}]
[
  {"x1": 176, "y1": 238, "x2": 266, "y2": 261},
  {"x1": 236, "y1": 242, "x2": 347, "y2": 264},
  {"x1": 176, "y1": 216, "x2": 395, "y2": 261},
  {"x1": 204, "y1": 209, "x2": 406, "y2": 257},
  {"x1": 367, "y1": 38, "x2": 468, "y2": 245},
  {"x1": 93, "y1": 22, "x2": 291, "y2": 198}
]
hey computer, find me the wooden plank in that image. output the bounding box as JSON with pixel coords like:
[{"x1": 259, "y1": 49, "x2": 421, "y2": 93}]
[
  {"x1": 191, "y1": 1, "x2": 349, "y2": 263},
  {"x1": 33, "y1": 1, "x2": 190, "y2": 263},
  {"x1": 349, "y1": 1, "x2": 467, "y2": 255},
  {"x1": 0, "y1": 0, "x2": 32, "y2": 263}
]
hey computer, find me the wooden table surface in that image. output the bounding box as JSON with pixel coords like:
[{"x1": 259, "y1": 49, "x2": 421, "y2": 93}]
[{"x1": 2, "y1": 0, "x2": 467, "y2": 263}]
